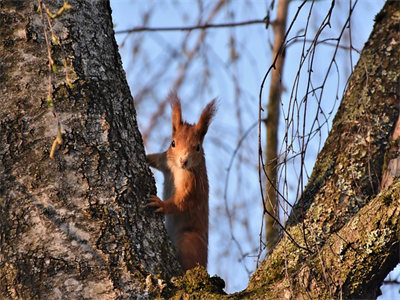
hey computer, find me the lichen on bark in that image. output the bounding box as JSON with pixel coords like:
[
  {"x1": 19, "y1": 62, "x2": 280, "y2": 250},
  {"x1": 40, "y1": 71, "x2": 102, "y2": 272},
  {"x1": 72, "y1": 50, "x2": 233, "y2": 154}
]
[
  {"x1": 1, "y1": 0, "x2": 180, "y2": 298},
  {"x1": 246, "y1": 1, "x2": 400, "y2": 298},
  {"x1": 1, "y1": 0, "x2": 399, "y2": 299}
]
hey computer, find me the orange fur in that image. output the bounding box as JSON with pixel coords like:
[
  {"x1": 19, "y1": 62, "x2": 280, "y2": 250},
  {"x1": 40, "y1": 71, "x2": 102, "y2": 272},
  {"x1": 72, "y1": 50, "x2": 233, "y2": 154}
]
[{"x1": 147, "y1": 91, "x2": 216, "y2": 271}]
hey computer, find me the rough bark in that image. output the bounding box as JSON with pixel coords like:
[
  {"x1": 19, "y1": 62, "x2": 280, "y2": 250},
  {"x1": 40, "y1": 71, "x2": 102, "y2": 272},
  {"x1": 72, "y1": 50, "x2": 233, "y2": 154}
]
[
  {"x1": 1, "y1": 0, "x2": 399, "y2": 299},
  {"x1": 0, "y1": 0, "x2": 180, "y2": 299},
  {"x1": 247, "y1": 1, "x2": 400, "y2": 298}
]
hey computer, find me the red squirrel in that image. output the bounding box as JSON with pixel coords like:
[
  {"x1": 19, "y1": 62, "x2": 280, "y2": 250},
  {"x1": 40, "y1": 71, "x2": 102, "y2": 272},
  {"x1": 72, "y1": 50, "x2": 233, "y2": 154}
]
[{"x1": 147, "y1": 92, "x2": 217, "y2": 271}]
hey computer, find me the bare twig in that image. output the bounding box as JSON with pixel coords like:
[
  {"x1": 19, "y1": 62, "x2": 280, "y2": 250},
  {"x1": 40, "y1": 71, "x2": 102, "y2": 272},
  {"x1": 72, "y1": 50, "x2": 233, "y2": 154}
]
[
  {"x1": 142, "y1": 0, "x2": 227, "y2": 142},
  {"x1": 115, "y1": 19, "x2": 272, "y2": 34}
]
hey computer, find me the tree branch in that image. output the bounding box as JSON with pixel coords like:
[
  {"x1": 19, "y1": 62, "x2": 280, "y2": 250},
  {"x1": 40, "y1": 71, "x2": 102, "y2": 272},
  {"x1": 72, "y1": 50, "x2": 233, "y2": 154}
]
[
  {"x1": 115, "y1": 19, "x2": 271, "y2": 34},
  {"x1": 246, "y1": 1, "x2": 400, "y2": 298},
  {"x1": 248, "y1": 180, "x2": 400, "y2": 299}
]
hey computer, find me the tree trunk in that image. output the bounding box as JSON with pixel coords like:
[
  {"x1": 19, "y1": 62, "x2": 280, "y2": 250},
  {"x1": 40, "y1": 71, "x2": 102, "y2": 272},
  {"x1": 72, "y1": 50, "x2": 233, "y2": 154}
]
[
  {"x1": 247, "y1": 1, "x2": 400, "y2": 298},
  {"x1": 1, "y1": 0, "x2": 399, "y2": 299},
  {"x1": 265, "y1": 0, "x2": 289, "y2": 251},
  {"x1": 0, "y1": 0, "x2": 180, "y2": 298}
]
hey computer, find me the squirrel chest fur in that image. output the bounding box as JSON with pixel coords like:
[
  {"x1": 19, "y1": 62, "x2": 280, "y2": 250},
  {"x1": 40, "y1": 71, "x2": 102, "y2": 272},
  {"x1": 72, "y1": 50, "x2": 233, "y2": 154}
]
[{"x1": 146, "y1": 92, "x2": 216, "y2": 271}]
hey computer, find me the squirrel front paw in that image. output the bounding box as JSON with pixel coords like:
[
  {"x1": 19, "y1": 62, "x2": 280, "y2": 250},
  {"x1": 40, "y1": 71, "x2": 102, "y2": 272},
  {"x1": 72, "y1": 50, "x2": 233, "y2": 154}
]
[{"x1": 147, "y1": 195, "x2": 166, "y2": 213}]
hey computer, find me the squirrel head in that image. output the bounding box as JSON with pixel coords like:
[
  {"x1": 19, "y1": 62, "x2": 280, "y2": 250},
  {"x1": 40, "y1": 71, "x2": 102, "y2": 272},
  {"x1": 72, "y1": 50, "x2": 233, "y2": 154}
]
[{"x1": 166, "y1": 91, "x2": 217, "y2": 170}]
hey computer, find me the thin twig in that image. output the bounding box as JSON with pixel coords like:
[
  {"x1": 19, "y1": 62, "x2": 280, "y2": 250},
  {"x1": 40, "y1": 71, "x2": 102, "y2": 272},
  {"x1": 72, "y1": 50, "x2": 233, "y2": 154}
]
[{"x1": 115, "y1": 19, "x2": 272, "y2": 34}]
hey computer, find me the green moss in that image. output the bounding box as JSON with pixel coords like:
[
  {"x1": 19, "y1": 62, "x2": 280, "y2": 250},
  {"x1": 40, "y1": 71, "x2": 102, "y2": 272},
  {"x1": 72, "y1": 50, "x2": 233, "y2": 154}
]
[
  {"x1": 168, "y1": 266, "x2": 226, "y2": 298},
  {"x1": 142, "y1": 266, "x2": 226, "y2": 299},
  {"x1": 233, "y1": 285, "x2": 276, "y2": 300},
  {"x1": 250, "y1": 254, "x2": 286, "y2": 289}
]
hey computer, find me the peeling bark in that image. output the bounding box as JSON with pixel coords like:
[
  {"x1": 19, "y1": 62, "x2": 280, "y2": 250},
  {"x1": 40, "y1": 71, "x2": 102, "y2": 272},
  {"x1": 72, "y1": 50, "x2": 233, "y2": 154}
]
[{"x1": 0, "y1": 0, "x2": 180, "y2": 299}]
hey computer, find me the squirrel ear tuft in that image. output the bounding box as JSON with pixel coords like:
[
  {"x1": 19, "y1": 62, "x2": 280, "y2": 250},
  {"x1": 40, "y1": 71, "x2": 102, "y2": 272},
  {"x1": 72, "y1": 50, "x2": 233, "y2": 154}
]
[
  {"x1": 169, "y1": 91, "x2": 182, "y2": 134},
  {"x1": 197, "y1": 99, "x2": 217, "y2": 138}
]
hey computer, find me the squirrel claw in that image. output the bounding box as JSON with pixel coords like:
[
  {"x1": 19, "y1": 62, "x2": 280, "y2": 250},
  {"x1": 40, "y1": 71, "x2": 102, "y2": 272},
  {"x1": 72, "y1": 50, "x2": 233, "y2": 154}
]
[{"x1": 147, "y1": 195, "x2": 165, "y2": 213}]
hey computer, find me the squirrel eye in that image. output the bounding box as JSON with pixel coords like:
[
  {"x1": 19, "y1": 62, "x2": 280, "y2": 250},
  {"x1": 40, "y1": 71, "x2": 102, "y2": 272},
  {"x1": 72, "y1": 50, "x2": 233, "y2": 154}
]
[
  {"x1": 196, "y1": 144, "x2": 201, "y2": 152},
  {"x1": 171, "y1": 140, "x2": 175, "y2": 148}
]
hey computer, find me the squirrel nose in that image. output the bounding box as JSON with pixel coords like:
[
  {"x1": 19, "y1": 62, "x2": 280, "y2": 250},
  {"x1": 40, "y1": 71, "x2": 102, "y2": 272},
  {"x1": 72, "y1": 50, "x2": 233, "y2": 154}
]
[{"x1": 179, "y1": 157, "x2": 188, "y2": 167}]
